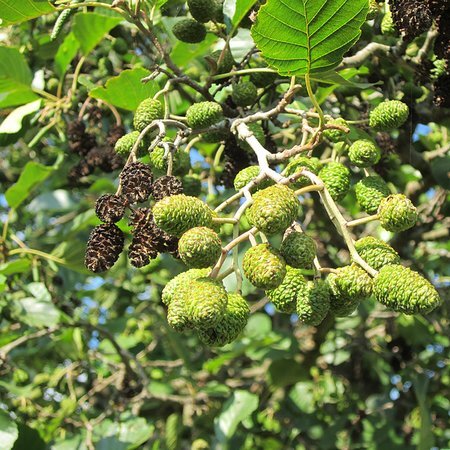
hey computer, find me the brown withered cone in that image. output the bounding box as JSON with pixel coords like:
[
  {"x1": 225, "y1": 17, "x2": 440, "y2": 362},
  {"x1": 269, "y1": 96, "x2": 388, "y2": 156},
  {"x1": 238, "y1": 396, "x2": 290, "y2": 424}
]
[
  {"x1": 95, "y1": 194, "x2": 128, "y2": 223},
  {"x1": 120, "y1": 162, "x2": 153, "y2": 204},
  {"x1": 85, "y1": 224, "x2": 124, "y2": 273},
  {"x1": 151, "y1": 175, "x2": 183, "y2": 201},
  {"x1": 128, "y1": 208, "x2": 159, "y2": 267}
]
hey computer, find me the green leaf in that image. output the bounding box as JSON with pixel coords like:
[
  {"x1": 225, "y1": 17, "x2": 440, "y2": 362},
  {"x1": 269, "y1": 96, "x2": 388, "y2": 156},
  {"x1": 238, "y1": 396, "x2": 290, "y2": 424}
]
[
  {"x1": 15, "y1": 297, "x2": 60, "y2": 328},
  {"x1": 0, "y1": 100, "x2": 41, "y2": 135},
  {"x1": 251, "y1": 0, "x2": 369, "y2": 76},
  {"x1": 0, "y1": 47, "x2": 39, "y2": 108},
  {"x1": 0, "y1": 0, "x2": 55, "y2": 26},
  {"x1": 0, "y1": 259, "x2": 31, "y2": 276},
  {"x1": 72, "y1": 12, "x2": 122, "y2": 55},
  {"x1": 223, "y1": 0, "x2": 258, "y2": 26},
  {"x1": 12, "y1": 423, "x2": 47, "y2": 450},
  {"x1": 90, "y1": 68, "x2": 160, "y2": 111},
  {"x1": 214, "y1": 390, "x2": 259, "y2": 443},
  {"x1": 55, "y1": 32, "x2": 80, "y2": 77},
  {"x1": 0, "y1": 411, "x2": 18, "y2": 450},
  {"x1": 5, "y1": 161, "x2": 55, "y2": 208}
]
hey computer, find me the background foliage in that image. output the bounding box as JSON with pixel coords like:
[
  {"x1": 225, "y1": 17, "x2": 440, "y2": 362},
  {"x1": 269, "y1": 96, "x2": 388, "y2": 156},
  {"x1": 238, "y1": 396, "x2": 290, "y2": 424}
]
[{"x1": 0, "y1": 0, "x2": 449, "y2": 449}]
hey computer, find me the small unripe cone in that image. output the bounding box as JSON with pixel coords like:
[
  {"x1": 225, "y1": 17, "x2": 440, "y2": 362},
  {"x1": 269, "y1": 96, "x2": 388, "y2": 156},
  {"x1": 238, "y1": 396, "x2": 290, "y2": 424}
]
[
  {"x1": 95, "y1": 194, "x2": 127, "y2": 223},
  {"x1": 266, "y1": 266, "x2": 306, "y2": 313},
  {"x1": 187, "y1": 0, "x2": 216, "y2": 22},
  {"x1": 319, "y1": 162, "x2": 351, "y2": 202},
  {"x1": 280, "y1": 231, "x2": 316, "y2": 269},
  {"x1": 381, "y1": 8, "x2": 396, "y2": 35},
  {"x1": 250, "y1": 62, "x2": 277, "y2": 87},
  {"x1": 114, "y1": 131, "x2": 147, "y2": 156},
  {"x1": 209, "y1": 49, "x2": 235, "y2": 74},
  {"x1": 369, "y1": 100, "x2": 409, "y2": 131},
  {"x1": 284, "y1": 156, "x2": 322, "y2": 189},
  {"x1": 197, "y1": 293, "x2": 250, "y2": 346},
  {"x1": 178, "y1": 227, "x2": 222, "y2": 268},
  {"x1": 172, "y1": 19, "x2": 206, "y2": 43},
  {"x1": 162, "y1": 268, "x2": 210, "y2": 305},
  {"x1": 149, "y1": 147, "x2": 191, "y2": 177},
  {"x1": 348, "y1": 139, "x2": 381, "y2": 167},
  {"x1": 232, "y1": 81, "x2": 258, "y2": 107},
  {"x1": 378, "y1": 194, "x2": 418, "y2": 232},
  {"x1": 355, "y1": 175, "x2": 390, "y2": 214},
  {"x1": 243, "y1": 244, "x2": 286, "y2": 290},
  {"x1": 233, "y1": 166, "x2": 273, "y2": 192},
  {"x1": 239, "y1": 122, "x2": 266, "y2": 152},
  {"x1": 167, "y1": 293, "x2": 191, "y2": 332},
  {"x1": 186, "y1": 277, "x2": 228, "y2": 328},
  {"x1": 186, "y1": 102, "x2": 223, "y2": 129},
  {"x1": 247, "y1": 185, "x2": 300, "y2": 235},
  {"x1": 296, "y1": 280, "x2": 331, "y2": 326},
  {"x1": 323, "y1": 118, "x2": 348, "y2": 142},
  {"x1": 374, "y1": 265, "x2": 441, "y2": 314},
  {"x1": 133, "y1": 98, "x2": 164, "y2": 132},
  {"x1": 354, "y1": 236, "x2": 400, "y2": 270},
  {"x1": 153, "y1": 194, "x2": 213, "y2": 237}
]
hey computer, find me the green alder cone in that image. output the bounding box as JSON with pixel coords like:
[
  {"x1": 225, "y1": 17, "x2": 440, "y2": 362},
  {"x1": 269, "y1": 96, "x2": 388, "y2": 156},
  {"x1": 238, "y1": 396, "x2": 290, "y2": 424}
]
[
  {"x1": 348, "y1": 139, "x2": 381, "y2": 167},
  {"x1": 186, "y1": 277, "x2": 228, "y2": 328},
  {"x1": 266, "y1": 266, "x2": 307, "y2": 314},
  {"x1": 369, "y1": 100, "x2": 409, "y2": 131},
  {"x1": 233, "y1": 166, "x2": 274, "y2": 192},
  {"x1": 381, "y1": 9, "x2": 396, "y2": 35},
  {"x1": 178, "y1": 227, "x2": 222, "y2": 268},
  {"x1": 202, "y1": 127, "x2": 230, "y2": 143},
  {"x1": 232, "y1": 81, "x2": 258, "y2": 107},
  {"x1": 133, "y1": 98, "x2": 164, "y2": 132},
  {"x1": 149, "y1": 147, "x2": 191, "y2": 176},
  {"x1": 243, "y1": 244, "x2": 287, "y2": 290},
  {"x1": 239, "y1": 122, "x2": 266, "y2": 152},
  {"x1": 296, "y1": 280, "x2": 331, "y2": 326},
  {"x1": 197, "y1": 292, "x2": 250, "y2": 346},
  {"x1": 209, "y1": 49, "x2": 235, "y2": 74},
  {"x1": 378, "y1": 194, "x2": 418, "y2": 232},
  {"x1": 162, "y1": 268, "x2": 210, "y2": 305},
  {"x1": 187, "y1": 0, "x2": 216, "y2": 22},
  {"x1": 167, "y1": 294, "x2": 192, "y2": 332},
  {"x1": 319, "y1": 162, "x2": 351, "y2": 202},
  {"x1": 153, "y1": 194, "x2": 213, "y2": 237},
  {"x1": 327, "y1": 264, "x2": 373, "y2": 317},
  {"x1": 280, "y1": 231, "x2": 317, "y2": 269},
  {"x1": 354, "y1": 236, "x2": 400, "y2": 270},
  {"x1": 186, "y1": 101, "x2": 223, "y2": 129},
  {"x1": 284, "y1": 156, "x2": 322, "y2": 189},
  {"x1": 172, "y1": 19, "x2": 206, "y2": 43},
  {"x1": 355, "y1": 175, "x2": 390, "y2": 214},
  {"x1": 246, "y1": 184, "x2": 300, "y2": 235},
  {"x1": 374, "y1": 265, "x2": 441, "y2": 314},
  {"x1": 250, "y1": 62, "x2": 277, "y2": 87},
  {"x1": 114, "y1": 131, "x2": 148, "y2": 156},
  {"x1": 323, "y1": 117, "x2": 348, "y2": 142}
]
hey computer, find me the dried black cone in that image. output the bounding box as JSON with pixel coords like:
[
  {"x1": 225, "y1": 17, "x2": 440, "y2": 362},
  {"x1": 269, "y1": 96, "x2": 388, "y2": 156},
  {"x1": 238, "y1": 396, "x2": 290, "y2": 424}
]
[
  {"x1": 95, "y1": 194, "x2": 128, "y2": 223},
  {"x1": 120, "y1": 162, "x2": 153, "y2": 204},
  {"x1": 85, "y1": 224, "x2": 124, "y2": 273},
  {"x1": 67, "y1": 120, "x2": 96, "y2": 156},
  {"x1": 151, "y1": 175, "x2": 183, "y2": 201},
  {"x1": 390, "y1": 0, "x2": 432, "y2": 41},
  {"x1": 128, "y1": 208, "x2": 159, "y2": 267},
  {"x1": 433, "y1": 74, "x2": 450, "y2": 107}
]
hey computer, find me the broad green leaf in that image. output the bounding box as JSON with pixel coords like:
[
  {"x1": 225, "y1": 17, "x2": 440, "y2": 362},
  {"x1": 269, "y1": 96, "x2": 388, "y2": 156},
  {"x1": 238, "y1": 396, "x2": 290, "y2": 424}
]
[
  {"x1": 90, "y1": 68, "x2": 160, "y2": 111},
  {"x1": 0, "y1": 274, "x2": 6, "y2": 293},
  {"x1": 223, "y1": 0, "x2": 258, "y2": 26},
  {"x1": 0, "y1": 411, "x2": 18, "y2": 450},
  {"x1": 26, "y1": 282, "x2": 51, "y2": 302},
  {"x1": 16, "y1": 297, "x2": 60, "y2": 327},
  {"x1": 0, "y1": 100, "x2": 41, "y2": 135},
  {"x1": 72, "y1": 13, "x2": 122, "y2": 55},
  {"x1": 0, "y1": 47, "x2": 38, "y2": 108},
  {"x1": 0, "y1": 0, "x2": 55, "y2": 26},
  {"x1": 214, "y1": 390, "x2": 258, "y2": 442},
  {"x1": 251, "y1": 0, "x2": 369, "y2": 75},
  {"x1": 55, "y1": 32, "x2": 80, "y2": 77},
  {"x1": 0, "y1": 259, "x2": 31, "y2": 276},
  {"x1": 5, "y1": 161, "x2": 55, "y2": 208},
  {"x1": 171, "y1": 34, "x2": 217, "y2": 67},
  {"x1": 11, "y1": 423, "x2": 47, "y2": 450}
]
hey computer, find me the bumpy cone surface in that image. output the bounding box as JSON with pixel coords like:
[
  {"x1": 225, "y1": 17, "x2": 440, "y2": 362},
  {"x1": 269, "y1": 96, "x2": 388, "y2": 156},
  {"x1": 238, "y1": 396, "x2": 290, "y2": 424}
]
[
  {"x1": 233, "y1": 166, "x2": 273, "y2": 192},
  {"x1": 266, "y1": 266, "x2": 306, "y2": 313},
  {"x1": 197, "y1": 293, "x2": 250, "y2": 346},
  {"x1": 319, "y1": 162, "x2": 351, "y2": 202},
  {"x1": 247, "y1": 185, "x2": 300, "y2": 235},
  {"x1": 119, "y1": 162, "x2": 153, "y2": 204},
  {"x1": 374, "y1": 264, "x2": 441, "y2": 314},
  {"x1": 114, "y1": 131, "x2": 147, "y2": 156},
  {"x1": 186, "y1": 102, "x2": 223, "y2": 129},
  {"x1": 355, "y1": 175, "x2": 390, "y2": 214},
  {"x1": 85, "y1": 224, "x2": 124, "y2": 273},
  {"x1": 95, "y1": 194, "x2": 127, "y2": 223},
  {"x1": 323, "y1": 118, "x2": 348, "y2": 142},
  {"x1": 172, "y1": 18, "x2": 206, "y2": 43},
  {"x1": 162, "y1": 268, "x2": 210, "y2": 305},
  {"x1": 390, "y1": 0, "x2": 432, "y2": 40},
  {"x1": 284, "y1": 156, "x2": 322, "y2": 189},
  {"x1": 378, "y1": 194, "x2": 418, "y2": 232},
  {"x1": 369, "y1": 100, "x2": 409, "y2": 131},
  {"x1": 354, "y1": 236, "x2": 400, "y2": 270},
  {"x1": 232, "y1": 81, "x2": 258, "y2": 107},
  {"x1": 178, "y1": 227, "x2": 222, "y2": 268},
  {"x1": 133, "y1": 98, "x2": 164, "y2": 132},
  {"x1": 187, "y1": 0, "x2": 216, "y2": 22},
  {"x1": 153, "y1": 194, "x2": 213, "y2": 237},
  {"x1": 186, "y1": 277, "x2": 228, "y2": 327},
  {"x1": 296, "y1": 280, "x2": 331, "y2": 326},
  {"x1": 152, "y1": 175, "x2": 183, "y2": 201},
  {"x1": 250, "y1": 62, "x2": 277, "y2": 87},
  {"x1": 348, "y1": 139, "x2": 381, "y2": 167},
  {"x1": 209, "y1": 49, "x2": 235, "y2": 74},
  {"x1": 280, "y1": 231, "x2": 317, "y2": 269},
  {"x1": 149, "y1": 146, "x2": 191, "y2": 176},
  {"x1": 243, "y1": 244, "x2": 287, "y2": 290}
]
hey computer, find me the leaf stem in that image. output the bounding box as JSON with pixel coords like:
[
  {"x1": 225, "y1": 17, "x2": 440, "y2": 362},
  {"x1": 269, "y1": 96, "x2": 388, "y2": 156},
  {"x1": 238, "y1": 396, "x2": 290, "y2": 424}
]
[
  {"x1": 8, "y1": 247, "x2": 67, "y2": 265},
  {"x1": 305, "y1": 73, "x2": 325, "y2": 128}
]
